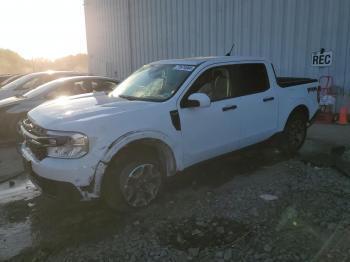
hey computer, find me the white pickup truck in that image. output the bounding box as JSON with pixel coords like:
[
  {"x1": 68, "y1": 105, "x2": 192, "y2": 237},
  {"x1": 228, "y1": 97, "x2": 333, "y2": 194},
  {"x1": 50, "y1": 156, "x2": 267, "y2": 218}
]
[{"x1": 20, "y1": 56, "x2": 319, "y2": 210}]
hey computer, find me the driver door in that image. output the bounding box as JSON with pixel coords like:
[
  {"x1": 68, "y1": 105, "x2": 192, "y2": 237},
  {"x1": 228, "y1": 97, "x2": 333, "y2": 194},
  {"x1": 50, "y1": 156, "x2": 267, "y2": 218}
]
[{"x1": 178, "y1": 65, "x2": 243, "y2": 167}]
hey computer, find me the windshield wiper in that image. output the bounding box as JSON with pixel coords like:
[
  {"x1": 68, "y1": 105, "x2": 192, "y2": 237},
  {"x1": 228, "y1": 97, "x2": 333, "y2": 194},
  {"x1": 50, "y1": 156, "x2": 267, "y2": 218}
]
[
  {"x1": 119, "y1": 94, "x2": 163, "y2": 102},
  {"x1": 15, "y1": 94, "x2": 25, "y2": 98},
  {"x1": 119, "y1": 95, "x2": 140, "y2": 101}
]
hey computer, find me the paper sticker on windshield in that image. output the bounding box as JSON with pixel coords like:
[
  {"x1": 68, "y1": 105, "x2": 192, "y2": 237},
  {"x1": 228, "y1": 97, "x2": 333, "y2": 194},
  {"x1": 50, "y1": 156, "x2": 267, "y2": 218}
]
[{"x1": 173, "y1": 65, "x2": 195, "y2": 72}]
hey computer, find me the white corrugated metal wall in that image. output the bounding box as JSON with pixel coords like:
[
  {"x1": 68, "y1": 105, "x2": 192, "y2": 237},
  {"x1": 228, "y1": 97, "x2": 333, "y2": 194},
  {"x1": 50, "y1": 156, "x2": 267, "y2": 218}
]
[
  {"x1": 84, "y1": 0, "x2": 350, "y2": 105},
  {"x1": 84, "y1": 0, "x2": 132, "y2": 79}
]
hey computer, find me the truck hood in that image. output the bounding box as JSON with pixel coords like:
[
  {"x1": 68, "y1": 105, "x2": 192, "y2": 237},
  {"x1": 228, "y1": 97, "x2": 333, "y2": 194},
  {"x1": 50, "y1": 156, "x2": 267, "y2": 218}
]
[{"x1": 28, "y1": 93, "x2": 157, "y2": 130}]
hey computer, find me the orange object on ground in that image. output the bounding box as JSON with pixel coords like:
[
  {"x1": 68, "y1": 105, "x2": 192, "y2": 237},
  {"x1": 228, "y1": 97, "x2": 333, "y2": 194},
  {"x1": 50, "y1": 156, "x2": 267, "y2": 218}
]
[{"x1": 337, "y1": 106, "x2": 348, "y2": 125}]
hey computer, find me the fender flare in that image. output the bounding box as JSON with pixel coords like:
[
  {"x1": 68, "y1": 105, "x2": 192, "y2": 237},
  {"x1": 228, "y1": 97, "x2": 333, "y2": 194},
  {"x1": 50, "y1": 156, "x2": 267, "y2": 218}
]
[
  {"x1": 280, "y1": 104, "x2": 310, "y2": 131},
  {"x1": 278, "y1": 94, "x2": 311, "y2": 131},
  {"x1": 92, "y1": 130, "x2": 180, "y2": 195}
]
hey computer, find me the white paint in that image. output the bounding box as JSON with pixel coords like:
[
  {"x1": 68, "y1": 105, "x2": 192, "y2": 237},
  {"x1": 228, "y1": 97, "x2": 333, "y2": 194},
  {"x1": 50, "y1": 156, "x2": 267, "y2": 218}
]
[{"x1": 21, "y1": 56, "x2": 319, "y2": 200}]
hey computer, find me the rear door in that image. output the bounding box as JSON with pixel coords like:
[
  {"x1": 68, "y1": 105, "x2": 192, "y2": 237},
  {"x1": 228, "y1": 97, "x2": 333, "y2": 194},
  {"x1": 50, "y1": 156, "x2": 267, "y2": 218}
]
[{"x1": 231, "y1": 63, "x2": 278, "y2": 146}]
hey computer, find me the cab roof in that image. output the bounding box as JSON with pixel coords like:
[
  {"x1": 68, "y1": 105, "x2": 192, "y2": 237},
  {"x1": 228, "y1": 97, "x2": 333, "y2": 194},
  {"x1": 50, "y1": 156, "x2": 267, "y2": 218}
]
[{"x1": 152, "y1": 56, "x2": 268, "y2": 66}]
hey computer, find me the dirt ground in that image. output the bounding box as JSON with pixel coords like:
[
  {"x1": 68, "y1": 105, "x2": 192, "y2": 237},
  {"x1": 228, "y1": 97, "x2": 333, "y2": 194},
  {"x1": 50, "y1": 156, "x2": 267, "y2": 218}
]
[{"x1": 0, "y1": 124, "x2": 350, "y2": 262}]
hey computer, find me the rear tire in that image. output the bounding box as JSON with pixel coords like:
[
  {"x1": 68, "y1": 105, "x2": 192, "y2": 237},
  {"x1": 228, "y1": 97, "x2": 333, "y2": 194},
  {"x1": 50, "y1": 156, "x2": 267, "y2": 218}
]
[
  {"x1": 102, "y1": 148, "x2": 163, "y2": 211},
  {"x1": 280, "y1": 112, "x2": 308, "y2": 155}
]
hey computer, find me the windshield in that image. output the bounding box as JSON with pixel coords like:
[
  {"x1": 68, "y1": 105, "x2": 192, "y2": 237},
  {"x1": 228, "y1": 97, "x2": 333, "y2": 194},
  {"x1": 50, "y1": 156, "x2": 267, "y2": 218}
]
[{"x1": 111, "y1": 64, "x2": 195, "y2": 101}]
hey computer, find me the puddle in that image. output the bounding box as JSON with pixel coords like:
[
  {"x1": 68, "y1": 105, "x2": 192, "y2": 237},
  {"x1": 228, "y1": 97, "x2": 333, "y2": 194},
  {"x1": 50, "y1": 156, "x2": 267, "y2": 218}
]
[
  {"x1": 0, "y1": 175, "x2": 40, "y2": 204},
  {"x1": 0, "y1": 219, "x2": 33, "y2": 260},
  {"x1": 0, "y1": 172, "x2": 126, "y2": 260},
  {"x1": 158, "y1": 217, "x2": 251, "y2": 250},
  {"x1": 0, "y1": 175, "x2": 39, "y2": 259}
]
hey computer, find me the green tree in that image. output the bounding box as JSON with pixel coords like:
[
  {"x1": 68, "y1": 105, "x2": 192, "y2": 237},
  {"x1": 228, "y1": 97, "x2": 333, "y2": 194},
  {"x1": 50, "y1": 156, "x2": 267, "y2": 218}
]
[
  {"x1": 0, "y1": 49, "x2": 88, "y2": 74},
  {"x1": 0, "y1": 49, "x2": 31, "y2": 74}
]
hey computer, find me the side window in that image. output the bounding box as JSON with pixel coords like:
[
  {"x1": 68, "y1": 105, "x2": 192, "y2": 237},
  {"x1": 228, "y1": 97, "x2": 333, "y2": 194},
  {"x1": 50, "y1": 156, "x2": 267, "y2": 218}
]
[
  {"x1": 20, "y1": 76, "x2": 46, "y2": 90},
  {"x1": 46, "y1": 80, "x2": 92, "y2": 98},
  {"x1": 211, "y1": 68, "x2": 231, "y2": 101},
  {"x1": 92, "y1": 80, "x2": 117, "y2": 92},
  {"x1": 78, "y1": 80, "x2": 93, "y2": 93},
  {"x1": 186, "y1": 66, "x2": 232, "y2": 102},
  {"x1": 191, "y1": 69, "x2": 212, "y2": 98},
  {"x1": 230, "y1": 63, "x2": 269, "y2": 97}
]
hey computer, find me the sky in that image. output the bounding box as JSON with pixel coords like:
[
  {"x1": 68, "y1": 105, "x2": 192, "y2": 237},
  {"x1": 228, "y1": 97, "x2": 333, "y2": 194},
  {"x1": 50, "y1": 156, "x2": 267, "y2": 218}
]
[{"x1": 0, "y1": 0, "x2": 87, "y2": 60}]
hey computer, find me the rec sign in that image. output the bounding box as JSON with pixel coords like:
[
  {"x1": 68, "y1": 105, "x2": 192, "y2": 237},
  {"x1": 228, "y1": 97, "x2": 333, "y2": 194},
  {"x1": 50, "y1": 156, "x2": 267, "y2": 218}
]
[{"x1": 311, "y1": 51, "x2": 333, "y2": 67}]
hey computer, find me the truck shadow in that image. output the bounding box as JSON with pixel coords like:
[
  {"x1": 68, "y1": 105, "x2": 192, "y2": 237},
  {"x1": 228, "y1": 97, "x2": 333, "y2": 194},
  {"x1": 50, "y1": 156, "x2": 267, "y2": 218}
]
[{"x1": 166, "y1": 143, "x2": 290, "y2": 192}]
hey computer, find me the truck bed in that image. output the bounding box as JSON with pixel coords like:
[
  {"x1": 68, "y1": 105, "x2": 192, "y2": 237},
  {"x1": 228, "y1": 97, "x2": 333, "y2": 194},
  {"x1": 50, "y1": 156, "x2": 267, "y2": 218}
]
[{"x1": 277, "y1": 77, "x2": 318, "y2": 88}]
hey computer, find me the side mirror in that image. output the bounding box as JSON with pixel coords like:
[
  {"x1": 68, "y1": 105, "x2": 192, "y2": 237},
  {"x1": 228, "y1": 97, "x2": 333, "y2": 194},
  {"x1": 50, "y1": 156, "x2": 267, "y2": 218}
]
[{"x1": 184, "y1": 93, "x2": 211, "y2": 108}]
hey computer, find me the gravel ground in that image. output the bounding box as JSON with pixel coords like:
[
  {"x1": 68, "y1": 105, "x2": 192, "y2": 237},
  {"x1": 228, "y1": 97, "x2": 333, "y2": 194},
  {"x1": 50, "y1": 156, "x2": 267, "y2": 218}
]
[
  {"x1": 0, "y1": 144, "x2": 23, "y2": 183},
  {"x1": 1, "y1": 124, "x2": 350, "y2": 262}
]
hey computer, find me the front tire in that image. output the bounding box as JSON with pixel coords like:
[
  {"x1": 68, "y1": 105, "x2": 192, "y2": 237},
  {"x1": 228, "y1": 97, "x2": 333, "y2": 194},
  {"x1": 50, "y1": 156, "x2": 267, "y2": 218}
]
[
  {"x1": 102, "y1": 149, "x2": 163, "y2": 211},
  {"x1": 280, "y1": 112, "x2": 308, "y2": 155}
]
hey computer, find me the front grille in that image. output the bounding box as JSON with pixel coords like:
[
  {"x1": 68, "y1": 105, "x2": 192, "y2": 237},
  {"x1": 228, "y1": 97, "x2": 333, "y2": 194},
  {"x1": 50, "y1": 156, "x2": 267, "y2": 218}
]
[{"x1": 21, "y1": 118, "x2": 47, "y2": 160}]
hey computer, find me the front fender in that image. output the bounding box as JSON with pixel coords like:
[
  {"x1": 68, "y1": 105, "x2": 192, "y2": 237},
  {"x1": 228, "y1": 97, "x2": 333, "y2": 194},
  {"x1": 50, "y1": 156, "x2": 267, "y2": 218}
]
[
  {"x1": 101, "y1": 130, "x2": 179, "y2": 164},
  {"x1": 92, "y1": 130, "x2": 182, "y2": 196}
]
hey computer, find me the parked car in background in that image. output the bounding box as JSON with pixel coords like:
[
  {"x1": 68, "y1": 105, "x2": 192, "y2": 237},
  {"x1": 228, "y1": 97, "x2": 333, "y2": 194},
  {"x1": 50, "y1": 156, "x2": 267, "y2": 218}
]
[
  {"x1": 0, "y1": 76, "x2": 118, "y2": 139},
  {"x1": 0, "y1": 74, "x2": 14, "y2": 84},
  {"x1": 20, "y1": 56, "x2": 319, "y2": 210},
  {"x1": 0, "y1": 74, "x2": 25, "y2": 88},
  {"x1": 0, "y1": 71, "x2": 84, "y2": 100}
]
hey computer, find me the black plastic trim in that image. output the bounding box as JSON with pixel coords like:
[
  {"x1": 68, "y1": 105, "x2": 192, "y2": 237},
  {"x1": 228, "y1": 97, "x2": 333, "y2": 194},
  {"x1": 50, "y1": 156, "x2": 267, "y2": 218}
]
[
  {"x1": 263, "y1": 97, "x2": 275, "y2": 102},
  {"x1": 222, "y1": 105, "x2": 237, "y2": 111},
  {"x1": 170, "y1": 110, "x2": 181, "y2": 131}
]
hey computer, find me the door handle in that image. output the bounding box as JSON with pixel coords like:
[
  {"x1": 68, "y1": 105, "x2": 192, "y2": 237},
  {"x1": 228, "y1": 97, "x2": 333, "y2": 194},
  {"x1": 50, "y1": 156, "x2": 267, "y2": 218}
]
[
  {"x1": 222, "y1": 105, "x2": 237, "y2": 112},
  {"x1": 263, "y1": 97, "x2": 275, "y2": 102}
]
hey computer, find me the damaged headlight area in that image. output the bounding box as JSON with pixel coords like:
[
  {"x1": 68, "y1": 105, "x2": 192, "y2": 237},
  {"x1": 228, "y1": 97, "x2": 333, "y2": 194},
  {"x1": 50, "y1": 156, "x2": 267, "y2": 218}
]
[{"x1": 45, "y1": 131, "x2": 89, "y2": 159}]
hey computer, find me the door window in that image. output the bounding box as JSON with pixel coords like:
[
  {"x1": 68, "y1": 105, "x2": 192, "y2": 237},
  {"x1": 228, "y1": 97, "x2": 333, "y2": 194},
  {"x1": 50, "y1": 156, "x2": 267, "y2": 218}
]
[
  {"x1": 185, "y1": 66, "x2": 232, "y2": 102},
  {"x1": 46, "y1": 80, "x2": 92, "y2": 98},
  {"x1": 230, "y1": 63, "x2": 269, "y2": 97},
  {"x1": 19, "y1": 76, "x2": 47, "y2": 90}
]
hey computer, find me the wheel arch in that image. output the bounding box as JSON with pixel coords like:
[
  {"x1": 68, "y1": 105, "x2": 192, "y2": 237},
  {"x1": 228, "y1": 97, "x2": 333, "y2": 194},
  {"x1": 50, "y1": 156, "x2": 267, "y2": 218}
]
[
  {"x1": 282, "y1": 104, "x2": 310, "y2": 130},
  {"x1": 93, "y1": 131, "x2": 179, "y2": 196},
  {"x1": 109, "y1": 137, "x2": 177, "y2": 175}
]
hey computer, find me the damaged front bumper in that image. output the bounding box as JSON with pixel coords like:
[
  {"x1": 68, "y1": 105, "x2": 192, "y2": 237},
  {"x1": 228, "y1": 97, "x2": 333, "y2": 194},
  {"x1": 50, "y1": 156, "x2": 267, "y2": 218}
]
[
  {"x1": 21, "y1": 141, "x2": 103, "y2": 201},
  {"x1": 26, "y1": 165, "x2": 82, "y2": 200}
]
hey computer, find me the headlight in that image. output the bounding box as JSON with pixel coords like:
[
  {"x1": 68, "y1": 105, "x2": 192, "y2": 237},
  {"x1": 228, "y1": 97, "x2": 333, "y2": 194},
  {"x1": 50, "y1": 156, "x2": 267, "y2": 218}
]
[{"x1": 46, "y1": 131, "x2": 89, "y2": 159}]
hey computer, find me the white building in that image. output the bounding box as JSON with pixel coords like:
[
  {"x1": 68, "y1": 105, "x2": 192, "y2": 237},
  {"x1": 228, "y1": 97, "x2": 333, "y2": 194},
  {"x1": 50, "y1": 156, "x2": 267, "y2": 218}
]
[{"x1": 84, "y1": 0, "x2": 350, "y2": 108}]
